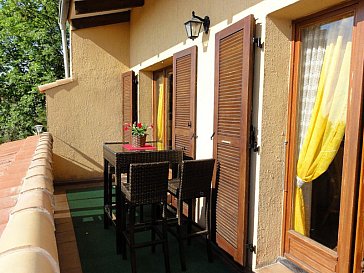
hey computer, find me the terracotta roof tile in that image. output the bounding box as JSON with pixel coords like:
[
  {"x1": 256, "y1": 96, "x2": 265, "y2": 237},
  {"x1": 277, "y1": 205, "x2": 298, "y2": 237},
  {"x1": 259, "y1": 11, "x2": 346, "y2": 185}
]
[
  {"x1": 0, "y1": 136, "x2": 39, "y2": 238},
  {"x1": 0, "y1": 186, "x2": 20, "y2": 199},
  {"x1": 0, "y1": 196, "x2": 18, "y2": 210},
  {"x1": 0, "y1": 207, "x2": 12, "y2": 225}
]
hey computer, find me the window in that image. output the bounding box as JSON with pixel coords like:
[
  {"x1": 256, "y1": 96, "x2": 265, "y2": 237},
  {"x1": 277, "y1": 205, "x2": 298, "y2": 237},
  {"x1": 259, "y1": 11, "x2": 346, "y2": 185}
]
[
  {"x1": 284, "y1": 3, "x2": 364, "y2": 272},
  {"x1": 293, "y1": 15, "x2": 353, "y2": 248}
]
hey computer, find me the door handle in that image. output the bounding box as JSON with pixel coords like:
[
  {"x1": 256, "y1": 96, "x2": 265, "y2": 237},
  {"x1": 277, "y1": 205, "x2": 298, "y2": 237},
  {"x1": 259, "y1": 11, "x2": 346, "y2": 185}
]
[
  {"x1": 210, "y1": 132, "x2": 215, "y2": 140},
  {"x1": 188, "y1": 121, "x2": 192, "y2": 127}
]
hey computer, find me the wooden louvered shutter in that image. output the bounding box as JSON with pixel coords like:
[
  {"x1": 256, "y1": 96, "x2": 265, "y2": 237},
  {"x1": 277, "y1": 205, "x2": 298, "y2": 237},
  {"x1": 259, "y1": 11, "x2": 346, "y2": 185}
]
[
  {"x1": 172, "y1": 46, "x2": 197, "y2": 159},
  {"x1": 213, "y1": 15, "x2": 254, "y2": 266},
  {"x1": 122, "y1": 71, "x2": 137, "y2": 142}
]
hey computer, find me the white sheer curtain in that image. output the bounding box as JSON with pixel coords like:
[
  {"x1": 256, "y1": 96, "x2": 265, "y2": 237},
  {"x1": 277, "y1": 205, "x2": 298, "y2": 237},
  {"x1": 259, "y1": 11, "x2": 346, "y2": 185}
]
[
  {"x1": 296, "y1": 26, "x2": 327, "y2": 231},
  {"x1": 298, "y1": 26, "x2": 327, "y2": 149},
  {"x1": 294, "y1": 17, "x2": 353, "y2": 236}
]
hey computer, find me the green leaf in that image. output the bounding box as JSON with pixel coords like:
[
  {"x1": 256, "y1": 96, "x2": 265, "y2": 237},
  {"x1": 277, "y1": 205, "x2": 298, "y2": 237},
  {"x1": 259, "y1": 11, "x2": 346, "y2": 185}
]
[{"x1": 0, "y1": 0, "x2": 63, "y2": 143}]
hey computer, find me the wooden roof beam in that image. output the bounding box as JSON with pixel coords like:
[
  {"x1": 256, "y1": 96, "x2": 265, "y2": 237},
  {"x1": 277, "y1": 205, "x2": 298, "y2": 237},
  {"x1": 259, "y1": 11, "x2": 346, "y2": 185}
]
[
  {"x1": 71, "y1": 10, "x2": 130, "y2": 30},
  {"x1": 75, "y1": 0, "x2": 144, "y2": 15}
]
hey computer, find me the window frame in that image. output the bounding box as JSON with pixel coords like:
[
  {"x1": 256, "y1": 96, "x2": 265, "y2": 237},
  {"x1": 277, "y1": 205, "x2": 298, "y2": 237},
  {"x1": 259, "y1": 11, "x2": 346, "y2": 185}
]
[{"x1": 283, "y1": 1, "x2": 364, "y2": 272}]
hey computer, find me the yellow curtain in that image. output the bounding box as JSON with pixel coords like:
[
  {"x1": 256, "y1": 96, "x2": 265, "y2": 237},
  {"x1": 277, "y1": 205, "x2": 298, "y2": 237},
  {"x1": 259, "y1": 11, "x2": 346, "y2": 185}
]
[
  {"x1": 156, "y1": 83, "x2": 165, "y2": 149},
  {"x1": 294, "y1": 23, "x2": 352, "y2": 235}
]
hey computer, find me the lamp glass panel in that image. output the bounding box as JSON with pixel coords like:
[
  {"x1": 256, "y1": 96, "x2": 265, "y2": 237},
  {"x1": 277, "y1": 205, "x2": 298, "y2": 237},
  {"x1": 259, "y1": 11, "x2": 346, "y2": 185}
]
[
  {"x1": 184, "y1": 17, "x2": 202, "y2": 39},
  {"x1": 184, "y1": 21, "x2": 192, "y2": 38},
  {"x1": 191, "y1": 20, "x2": 202, "y2": 37}
]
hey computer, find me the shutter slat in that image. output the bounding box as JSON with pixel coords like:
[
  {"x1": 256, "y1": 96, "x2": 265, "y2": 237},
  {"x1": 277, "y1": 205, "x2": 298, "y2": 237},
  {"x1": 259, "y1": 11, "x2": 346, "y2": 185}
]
[
  {"x1": 122, "y1": 71, "x2": 136, "y2": 142},
  {"x1": 217, "y1": 30, "x2": 244, "y2": 142},
  {"x1": 175, "y1": 135, "x2": 191, "y2": 155},
  {"x1": 213, "y1": 15, "x2": 254, "y2": 265},
  {"x1": 220, "y1": 55, "x2": 243, "y2": 66},
  {"x1": 173, "y1": 46, "x2": 197, "y2": 158},
  {"x1": 175, "y1": 52, "x2": 191, "y2": 131}
]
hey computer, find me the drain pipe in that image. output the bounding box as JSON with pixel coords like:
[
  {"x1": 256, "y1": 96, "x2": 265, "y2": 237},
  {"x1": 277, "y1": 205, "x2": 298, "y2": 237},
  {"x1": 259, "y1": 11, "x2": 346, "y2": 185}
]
[{"x1": 59, "y1": 0, "x2": 70, "y2": 78}]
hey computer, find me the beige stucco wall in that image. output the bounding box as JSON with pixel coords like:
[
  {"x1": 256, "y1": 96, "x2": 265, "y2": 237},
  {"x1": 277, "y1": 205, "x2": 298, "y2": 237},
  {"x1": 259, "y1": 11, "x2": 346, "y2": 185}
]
[
  {"x1": 45, "y1": 23, "x2": 130, "y2": 182},
  {"x1": 130, "y1": 0, "x2": 263, "y2": 67},
  {"x1": 254, "y1": 16, "x2": 291, "y2": 267}
]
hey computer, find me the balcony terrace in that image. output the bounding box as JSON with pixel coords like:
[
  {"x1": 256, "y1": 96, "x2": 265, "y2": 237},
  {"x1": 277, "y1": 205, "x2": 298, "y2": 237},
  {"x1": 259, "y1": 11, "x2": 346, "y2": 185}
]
[{"x1": 0, "y1": 134, "x2": 294, "y2": 273}]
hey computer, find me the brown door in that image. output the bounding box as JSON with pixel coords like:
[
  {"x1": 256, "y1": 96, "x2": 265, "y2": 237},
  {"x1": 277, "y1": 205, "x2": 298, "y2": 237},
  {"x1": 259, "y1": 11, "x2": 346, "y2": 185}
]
[
  {"x1": 213, "y1": 15, "x2": 254, "y2": 265},
  {"x1": 172, "y1": 46, "x2": 197, "y2": 159},
  {"x1": 122, "y1": 71, "x2": 137, "y2": 142}
]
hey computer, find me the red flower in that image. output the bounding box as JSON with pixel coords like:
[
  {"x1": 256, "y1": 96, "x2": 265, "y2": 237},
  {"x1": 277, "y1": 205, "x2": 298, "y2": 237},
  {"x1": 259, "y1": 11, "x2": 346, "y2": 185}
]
[
  {"x1": 137, "y1": 122, "x2": 142, "y2": 128},
  {"x1": 150, "y1": 124, "x2": 154, "y2": 129},
  {"x1": 123, "y1": 126, "x2": 129, "y2": 131}
]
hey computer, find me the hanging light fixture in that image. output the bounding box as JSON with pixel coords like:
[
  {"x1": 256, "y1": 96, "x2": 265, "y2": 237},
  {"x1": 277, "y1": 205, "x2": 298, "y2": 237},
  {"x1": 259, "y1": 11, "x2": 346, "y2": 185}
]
[{"x1": 184, "y1": 11, "x2": 210, "y2": 40}]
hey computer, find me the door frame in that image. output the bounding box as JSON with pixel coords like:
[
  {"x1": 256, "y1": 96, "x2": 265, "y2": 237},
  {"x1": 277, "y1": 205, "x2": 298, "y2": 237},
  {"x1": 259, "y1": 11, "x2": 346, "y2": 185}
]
[
  {"x1": 354, "y1": 142, "x2": 364, "y2": 272},
  {"x1": 353, "y1": 1, "x2": 364, "y2": 271},
  {"x1": 152, "y1": 66, "x2": 173, "y2": 146},
  {"x1": 282, "y1": 1, "x2": 364, "y2": 272}
]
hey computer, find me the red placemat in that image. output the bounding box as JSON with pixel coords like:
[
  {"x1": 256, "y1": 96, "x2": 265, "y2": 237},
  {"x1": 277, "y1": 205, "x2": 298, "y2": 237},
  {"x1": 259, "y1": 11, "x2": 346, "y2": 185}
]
[{"x1": 123, "y1": 144, "x2": 156, "y2": 151}]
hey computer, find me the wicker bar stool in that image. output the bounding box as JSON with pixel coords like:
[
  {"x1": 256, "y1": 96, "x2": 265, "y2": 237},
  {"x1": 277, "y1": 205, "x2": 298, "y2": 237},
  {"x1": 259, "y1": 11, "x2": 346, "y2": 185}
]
[
  {"x1": 106, "y1": 148, "x2": 182, "y2": 224},
  {"x1": 104, "y1": 142, "x2": 129, "y2": 231},
  {"x1": 137, "y1": 149, "x2": 183, "y2": 222},
  {"x1": 168, "y1": 158, "x2": 215, "y2": 271},
  {"x1": 120, "y1": 161, "x2": 171, "y2": 273}
]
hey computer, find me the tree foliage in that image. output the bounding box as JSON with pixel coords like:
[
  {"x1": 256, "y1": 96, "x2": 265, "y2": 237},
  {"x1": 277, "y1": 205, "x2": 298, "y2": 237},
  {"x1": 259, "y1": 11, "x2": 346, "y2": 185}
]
[{"x1": 0, "y1": 0, "x2": 63, "y2": 143}]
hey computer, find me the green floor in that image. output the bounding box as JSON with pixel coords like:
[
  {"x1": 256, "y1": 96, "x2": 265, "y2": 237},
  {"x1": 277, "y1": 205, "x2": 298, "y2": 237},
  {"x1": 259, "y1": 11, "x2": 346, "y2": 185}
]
[{"x1": 67, "y1": 187, "x2": 239, "y2": 273}]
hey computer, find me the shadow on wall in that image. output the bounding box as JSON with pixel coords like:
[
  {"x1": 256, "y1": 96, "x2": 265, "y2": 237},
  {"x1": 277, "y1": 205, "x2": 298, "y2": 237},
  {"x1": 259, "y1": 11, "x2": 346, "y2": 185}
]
[
  {"x1": 52, "y1": 137, "x2": 103, "y2": 183},
  {"x1": 53, "y1": 154, "x2": 103, "y2": 184},
  {"x1": 57, "y1": 136, "x2": 102, "y2": 169},
  {"x1": 268, "y1": 15, "x2": 293, "y2": 42},
  {"x1": 74, "y1": 23, "x2": 130, "y2": 66},
  {"x1": 46, "y1": 78, "x2": 79, "y2": 99}
]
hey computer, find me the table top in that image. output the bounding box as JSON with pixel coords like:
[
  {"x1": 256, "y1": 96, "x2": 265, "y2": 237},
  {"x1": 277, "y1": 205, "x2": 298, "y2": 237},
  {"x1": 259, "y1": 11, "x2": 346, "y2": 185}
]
[
  {"x1": 103, "y1": 142, "x2": 163, "y2": 154},
  {"x1": 103, "y1": 142, "x2": 183, "y2": 171}
]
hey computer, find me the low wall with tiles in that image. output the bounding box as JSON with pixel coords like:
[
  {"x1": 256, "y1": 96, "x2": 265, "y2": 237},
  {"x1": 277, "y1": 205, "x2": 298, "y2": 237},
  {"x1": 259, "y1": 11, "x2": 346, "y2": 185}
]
[{"x1": 0, "y1": 133, "x2": 59, "y2": 273}]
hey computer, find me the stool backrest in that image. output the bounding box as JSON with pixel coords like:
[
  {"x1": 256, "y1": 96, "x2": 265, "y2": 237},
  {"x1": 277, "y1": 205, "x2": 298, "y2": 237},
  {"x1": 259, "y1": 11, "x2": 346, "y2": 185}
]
[
  {"x1": 179, "y1": 159, "x2": 215, "y2": 200},
  {"x1": 151, "y1": 150, "x2": 183, "y2": 178},
  {"x1": 116, "y1": 149, "x2": 183, "y2": 174},
  {"x1": 129, "y1": 161, "x2": 169, "y2": 205}
]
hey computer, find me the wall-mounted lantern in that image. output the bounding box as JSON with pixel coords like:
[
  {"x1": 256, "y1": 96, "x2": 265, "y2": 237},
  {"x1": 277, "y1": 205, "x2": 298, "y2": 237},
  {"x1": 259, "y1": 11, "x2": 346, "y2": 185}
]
[{"x1": 184, "y1": 11, "x2": 210, "y2": 40}]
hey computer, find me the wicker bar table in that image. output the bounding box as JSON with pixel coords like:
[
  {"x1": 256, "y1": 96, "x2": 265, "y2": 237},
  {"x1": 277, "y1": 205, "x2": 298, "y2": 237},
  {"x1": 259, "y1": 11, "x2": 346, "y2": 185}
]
[{"x1": 103, "y1": 142, "x2": 183, "y2": 254}]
